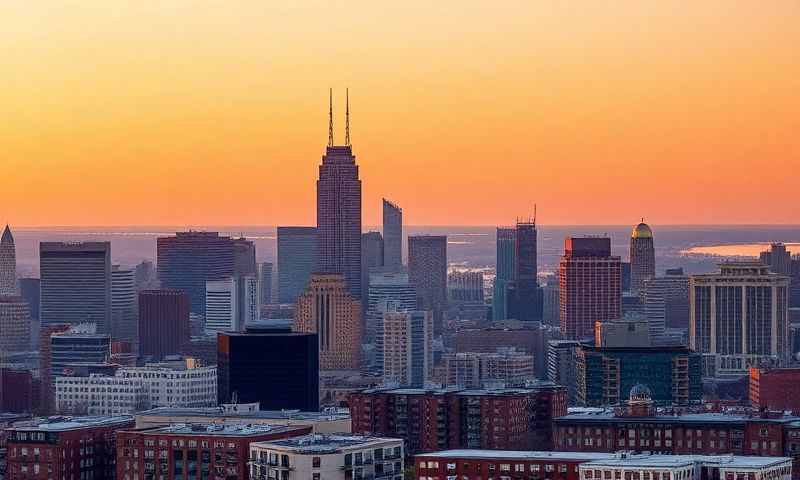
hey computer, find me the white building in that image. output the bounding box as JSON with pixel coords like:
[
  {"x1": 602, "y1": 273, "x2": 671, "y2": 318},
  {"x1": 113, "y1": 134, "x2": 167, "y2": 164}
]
[
  {"x1": 206, "y1": 275, "x2": 259, "y2": 333},
  {"x1": 55, "y1": 374, "x2": 149, "y2": 416},
  {"x1": 249, "y1": 434, "x2": 403, "y2": 480},
  {"x1": 579, "y1": 454, "x2": 791, "y2": 480},
  {"x1": 55, "y1": 362, "x2": 217, "y2": 416},
  {"x1": 117, "y1": 362, "x2": 217, "y2": 408},
  {"x1": 111, "y1": 265, "x2": 138, "y2": 349}
]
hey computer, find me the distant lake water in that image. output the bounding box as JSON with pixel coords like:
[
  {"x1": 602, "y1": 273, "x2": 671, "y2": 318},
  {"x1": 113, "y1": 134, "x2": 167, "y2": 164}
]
[
  {"x1": 9, "y1": 225, "x2": 800, "y2": 278},
  {"x1": 682, "y1": 243, "x2": 800, "y2": 258}
]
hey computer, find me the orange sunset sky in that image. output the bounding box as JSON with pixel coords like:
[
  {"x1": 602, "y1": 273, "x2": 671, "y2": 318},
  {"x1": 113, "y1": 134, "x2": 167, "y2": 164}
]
[{"x1": 1, "y1": 1, "x2": 799, "y2": 227}]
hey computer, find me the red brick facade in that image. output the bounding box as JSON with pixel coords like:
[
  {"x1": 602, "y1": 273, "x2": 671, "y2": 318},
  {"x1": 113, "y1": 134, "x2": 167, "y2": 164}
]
[
  {"x1": 750, "y1": 368, "x2": 800, "y2": 414},
  {"x1": 415, "y1": 451, "x2": 611, "y2": 480},
  {"x1": 5, "y1": 416, "x2": 134, "y2": 480},
  {"x1": 116, "y1": 425, "x2": 311, "y2": 480},
  {"x1": 349, "y1": 384, "x2": 567, "y2": 455}
]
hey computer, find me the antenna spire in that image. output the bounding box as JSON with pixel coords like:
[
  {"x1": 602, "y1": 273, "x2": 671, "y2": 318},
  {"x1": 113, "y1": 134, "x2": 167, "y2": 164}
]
[
  {"x1": 345, "y1": 88, "x2": 350, "y2": 146},
  {"x1": 534, "y1": 204, "x2": 537, "y2": 226},
  {"x1": 328, "y1": 88, "x2": 334, "y2": 147}
]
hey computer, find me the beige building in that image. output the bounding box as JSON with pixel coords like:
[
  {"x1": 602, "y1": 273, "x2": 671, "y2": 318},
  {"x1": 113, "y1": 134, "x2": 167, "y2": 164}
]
[
  {"x1": 442, "y1": 349, "x2": 535, "y2": 388},
  {"x1": 690, "y1": 262, "x2": 790, "y2": 376},
  {"x1": 382, "y1": 310, "x2": 433, "y2": 387},
  {"x1": 594, "y1": 317, "x2": 651, "y2": 348},
  {"x1": 0, "y1": 296, "x2": 31, "y2": 357},
  {"x1": 249, "y1": 434, "x2": 403, "y2": 480},
  {"x1": 294, "y1": 273, "x2": 362, "y2": 371}
]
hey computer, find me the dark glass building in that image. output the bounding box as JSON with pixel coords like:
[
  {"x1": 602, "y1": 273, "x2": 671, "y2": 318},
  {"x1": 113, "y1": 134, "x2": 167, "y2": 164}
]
[
  {"x1": 575, "y1": 344, "x2": 701, "y2": 407},
  {"x1": 138, "y1": 289, "x2": 190, "y2": 360},
  {"x1": 217, "y1": 323, "x2": 319, "y2": 411},
  {"x1": 277, "y1": 226, "x2": 317, "y2": 304},
  {"x1": 156, "y1": 231, "x2": 235, "y2": 314},
  {"x1": 408, "y1": 235, "x2": 447, "y2": 334},
  {"x1": 507, "y1": 220, "x2": 543, "y2": 322}
]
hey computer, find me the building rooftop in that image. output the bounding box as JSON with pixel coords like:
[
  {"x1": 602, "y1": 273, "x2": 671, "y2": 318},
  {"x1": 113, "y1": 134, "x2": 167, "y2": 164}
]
[
  {"x1": 417, "y1": 450, "x2": 617, "y2": 461},
  {"x1": 137, "y1": 406, "x2": 350, "y2": 422},
  {"x1": 583, "y1": 454, "x2": 790, "y2": 469},
  {"x1": 557, "y1": 410, "x2": 800, "y2": 425},
  {"x1": 127, "y1": 423, "x2": 306, "y2": 437},
  {"x1": 360, "y1": 384, "x2": 560, "y2": 396},
  {"x1": 8, "y1": 415, "x2": 133, "y2": 433},
  {"x1": 252, "y1": 434, "x2": 398, "y2": 454}
]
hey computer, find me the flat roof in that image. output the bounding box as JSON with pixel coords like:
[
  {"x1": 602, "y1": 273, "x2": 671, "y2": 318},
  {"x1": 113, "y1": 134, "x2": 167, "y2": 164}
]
[
  {"x1": 583, "y1": 455, "x2": 791, "y2": 469},
  {"x1": 125, "y1": 423, "x2": 305, "y2": 437},
  {"x1": 9, "y1": 415, "x2": 133, "y2": 432},
  {"x1": 252, "y1": 434, "x2": 399, "y2": 454},
  {"x1": 417, "y1": 450, "x2": 617, "y2": 461},
  {"x1": 556, "y1": 411, "x2": 800, "y2": 425},
  {"x1": 359, "y1": 385, "x2": 556, "y2": 396},
  {"x1": 137, "y1": 407, "x2": 350, "y2": 422}
]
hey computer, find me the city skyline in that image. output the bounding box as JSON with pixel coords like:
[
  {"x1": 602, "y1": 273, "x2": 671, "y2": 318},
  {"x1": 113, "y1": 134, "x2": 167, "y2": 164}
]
[{"x1": 3, "y1": 2, "x2": 799, "y2": 227}]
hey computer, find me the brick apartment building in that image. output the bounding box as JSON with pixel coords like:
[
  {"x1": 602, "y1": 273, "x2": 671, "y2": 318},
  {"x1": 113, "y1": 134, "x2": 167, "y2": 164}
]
[
  {"x1": 554, "y1": 391, "x2": 800, "y2": 479},
  {"x1": 415, "y1": 450, "x2": 617, "y2": 480},
  {"x1": 750, "y1": 367, "x2": 800, "y2": 414},
  {"x1": 349, "y1": 383, "x2": 567, "y2": 455},
  {"x1": 5, "y1": 415, "x2": 135, "y2": 480},
  {"x1": 116, "y1": 423, "x2": 311, "y2": 480}
]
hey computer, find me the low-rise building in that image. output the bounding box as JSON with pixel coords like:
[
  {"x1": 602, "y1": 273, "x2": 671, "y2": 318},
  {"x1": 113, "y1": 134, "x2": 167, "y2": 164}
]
[
  {"x1": 55, "y1": 362, "x2": 217, "y2": 415},
  {"x1": 415, "y1": 451, "x2": 793, "y2": 480},
  {"x1": 416, "y1": 450, "x2": 618, "y2": 480},
  {"x1": 5, "y1": 415, "x2": 134, "y2": 480},
  {"x1": 134, "y1": 402, "x2": 351, "y2": 434},
  {"x1": 116, "y1": 423, "x2": 311, "y2": 480},
  {"x1": 249, "y1": 434, "x2": 403, "y2": 480},
  {"x1": 579, "y1": 454, "x2": 792, "y2": 480}
]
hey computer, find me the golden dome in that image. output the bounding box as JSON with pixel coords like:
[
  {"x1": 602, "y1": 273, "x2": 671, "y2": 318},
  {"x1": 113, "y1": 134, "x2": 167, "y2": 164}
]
[{"x1": 631, "y1": 222, "x2": 653, "y2": 239}]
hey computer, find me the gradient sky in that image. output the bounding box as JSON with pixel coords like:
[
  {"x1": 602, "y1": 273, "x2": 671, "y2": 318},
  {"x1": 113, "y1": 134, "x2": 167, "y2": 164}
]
[{"x1": 2, "y1": 1, "x2": 799, "y2": 227}]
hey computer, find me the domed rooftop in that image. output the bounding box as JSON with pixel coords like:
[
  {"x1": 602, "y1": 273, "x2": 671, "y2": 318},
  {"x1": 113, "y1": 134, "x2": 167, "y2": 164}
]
[
  {"x1": 629, "y1": 384, "x2": 652, "y2": 402},
  {"x1": 631, "y1": 220, "x2": 653, "y2": 239},
  {"x1": 1, "y1": 225, "x2": 13, "y2": 245}
]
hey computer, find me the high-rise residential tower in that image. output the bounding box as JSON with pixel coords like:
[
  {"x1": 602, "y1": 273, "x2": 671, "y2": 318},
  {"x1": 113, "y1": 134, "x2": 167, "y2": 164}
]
[
  {"x1": 156, "y1": 231, "x2": 236, "y2": 314},
  {"x1": 277, "y1": 226, "x2": 318, "y2": 304},
  {"x1": 492, "y1": 227, "x2": 516, "y2": 320},
  {"x1": 690, "y1": 262, "x2": 790, "y2": 377},
  {"x1": 367, "y1": 272, "x2": 418, "y2": 368},
  {"x1": 40, "y1": 242, "x2": 112, "y2": 333},
  {"x1": 382, "y1": 309, "x2": 433, "y2": 388},
  {"x1": 630, "y1": 220, "x2": 656, "y2": 295},
  {"x1": 382, "y1": 199, "x2": 403, "y2": 269},
  {"x1": 294, "y1": 273, "x2": 362, "y2": 371},
  {"x1": 507, "y1": 220, "x2": 543, "y2": 322},
  {"x1": 316, "y1": 89, "x2": 362, "y2": 299},
  {"x1": 0, "y1": 225, "x2": 18, "y2": 296},
  {"x1": 559, "y1": 237, "x2": 622, "y2": 340},
  {"x1": 408, "y1": 235, "x2": 447, "y2": 335},
  {"x1": 111, "y1": 265, "x2": 138, "y2": 350}
]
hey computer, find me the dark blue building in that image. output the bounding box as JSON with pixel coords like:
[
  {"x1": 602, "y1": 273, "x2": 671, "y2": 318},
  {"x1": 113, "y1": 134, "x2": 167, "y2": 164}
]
[
  {"x1": 217, "y1": 323, "x2": 319, "y2": 411},
  {"x1": 576, "y1": 345, "x2": 701, "y2": 407}
]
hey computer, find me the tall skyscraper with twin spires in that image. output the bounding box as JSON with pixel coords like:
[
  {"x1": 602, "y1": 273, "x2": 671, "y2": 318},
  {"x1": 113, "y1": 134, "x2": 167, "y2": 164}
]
[{"x1": 316, "y1": 89, "x2": 363, "y2": 300}]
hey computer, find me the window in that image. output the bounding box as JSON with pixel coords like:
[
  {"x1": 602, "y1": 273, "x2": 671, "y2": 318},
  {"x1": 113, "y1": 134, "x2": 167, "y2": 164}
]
[{"x1": 313, "y1": 457, "x2": 321, "y2": 469}]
